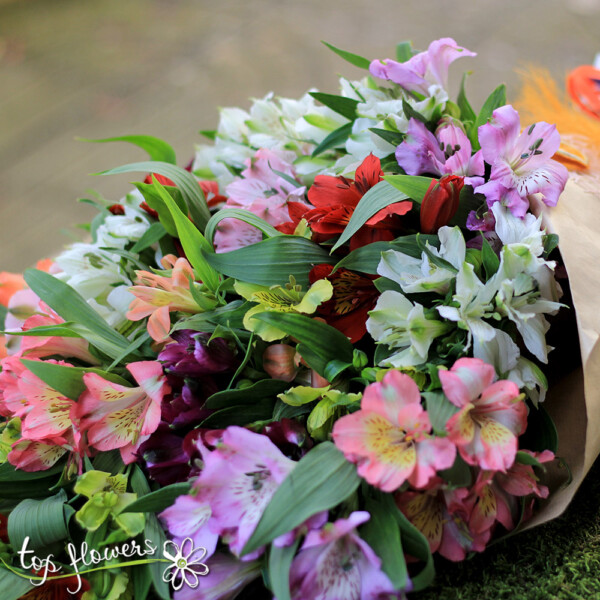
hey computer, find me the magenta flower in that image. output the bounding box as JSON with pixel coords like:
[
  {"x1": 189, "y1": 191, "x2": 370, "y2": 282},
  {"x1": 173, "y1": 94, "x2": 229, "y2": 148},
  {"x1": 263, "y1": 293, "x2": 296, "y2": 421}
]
[
  {"x1": 189, "y1": 426, "x2": 296, "y2": 559},
  {"x1": 440, "y1": 357, "x2": 528, "y2": 471},
  {"x1": 370, "y1": 38, "x2": 476, "y2": 95},
  {"x1": 474, "y1": 105, "x2": 569, "y2": 217},
  {"x1": 332, "y1": 371, "x2": 456, "y2": 492},
  {"x1": 289, "y1": 511, "x2": 406, "y2": 600},
  {"x1": 395, "y1": 118, "x2": 484, "y2": 187},
  {"x1": 139, "y1": 426, "x2": 192, "y2": 484}
]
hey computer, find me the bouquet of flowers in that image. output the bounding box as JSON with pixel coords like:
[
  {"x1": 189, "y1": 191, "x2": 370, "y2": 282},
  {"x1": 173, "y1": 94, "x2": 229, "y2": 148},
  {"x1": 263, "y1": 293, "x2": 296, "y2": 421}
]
[{"x1": 0, "y1": 37, "x2": 593, "y2": 600}]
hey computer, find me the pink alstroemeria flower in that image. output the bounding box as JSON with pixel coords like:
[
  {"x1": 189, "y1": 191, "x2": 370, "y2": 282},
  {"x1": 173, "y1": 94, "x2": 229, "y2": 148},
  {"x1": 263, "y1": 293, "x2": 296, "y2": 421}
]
[
  {"x1": 188, "y1": 426, "x2": 296, "y2": 560},
  {"x1": 474, "y1": 105, "x2": 569, "y2": 217},
  {"x1": 76, "y1": 361, "x2": 170, "y2": 463},
  {"x1": 370, "y1": 37, "x2": 476, "y2": 95},
  {"x1": 214, "y1": 149, "x2": 308, "y2": 253},
  {"x1": 289, "y1": 511, "x2": 406, "y2": 600},
  {"x1": 127, "y1": 255, "x2": 200, "y2": 342},
  {"x1": 332, "y1": 370, "x2": 456, "y2": 492},
  {"x1": 440, "y1": 357, "x2": 528, "y2": 472},
  {"x1": 396, "y1": 487, "x2": 490, "y2": 561},
  {"x1": 0, "y1": 355, "x2": 30, "y2": 418},
  {"x1": 395, "y1": 118, "x2": 484, "y2": 187}
]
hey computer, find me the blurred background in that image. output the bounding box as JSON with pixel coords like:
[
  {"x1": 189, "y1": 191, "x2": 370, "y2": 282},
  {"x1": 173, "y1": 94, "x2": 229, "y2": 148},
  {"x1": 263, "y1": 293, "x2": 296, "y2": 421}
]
[{"x1": 2, "y1": 0, "x2": 600, "y2": 271}]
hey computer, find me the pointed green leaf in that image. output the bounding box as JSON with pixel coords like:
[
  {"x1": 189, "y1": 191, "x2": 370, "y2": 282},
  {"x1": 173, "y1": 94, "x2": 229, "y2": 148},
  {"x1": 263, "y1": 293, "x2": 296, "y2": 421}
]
[
  {"x1": 203, "y1": 236, "x2": 335, "y2": 289},
  {"x1": 268, "y1": 538, "x2": 300, "y2": 600},
  {"x1": 153, "y1": 178, "x2": 220, "y2": 291},
  {"x1": 311, "y1": 122, "x2": 353, "y2": 157},
  {"x1": 0, "y1": 567, "x2": 35, "y2": 599},
  {"x1": 383, "y1": 174, "x2": 435, "y2": 202},
  {"x1": 475, "y1": 84, "x2": 507, "y2": 132},
  {"x1": 21, "y1": 359, "x2": 131, "y2": 401},
  {"x1": 369, "y1": 127, "x2": 405, "y2": 146},
  {"x1": 322, "y1": 41, "x2": 371, "y2": 69},
  {"x1": 395, "y1": 41, "x2": 414, "y2": 62},
  {"x1": 120, "y1": 483, "x2": 191, "y2": 514},
  {"x1": 402, "y1": 98, "x2": 429, "y2": 125},
  {"x1": 205, "y1": 379, "x2": 290, "y2": 409},
  {"x1": 331, "y1": 180, "x2": 411, "y2": 251},
  {"x1": 481, "y1": 234, "x2": 500, "y2": 280},
  {"x1": 23, "y1": 269, "x2": 130, "y2": 359},
  {"x1": 199, "y1": 398, "x2": 276, "y2": 428},
  {"x1": 309, "y1": 92, "x2": 358, "y2": 121},
  {"x1": 423, "y1": 390, "x2": 460, "y2": 435},
  {"x1": 78, "y1": 135, "x2": 176, "y2": 164},
  {"x1": 252, "y1": 312, "x2": 353, "y2": 377},
  {"x1": 205, "y1": 209, "x2": 281, "y2": 246},
  {"x1": 243, "y1": 442, "x2": 360, "y2": 555},
  {"x1": 130, "y1": 222, "x2": 167, "y2": 253},
  {"x1": 97, "y1": 161, "x2": 211, "y2": 231}
]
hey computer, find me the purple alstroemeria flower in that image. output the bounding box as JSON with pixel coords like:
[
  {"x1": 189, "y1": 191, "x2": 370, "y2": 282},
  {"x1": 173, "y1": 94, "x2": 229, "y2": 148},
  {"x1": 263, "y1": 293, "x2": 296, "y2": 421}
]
[
  {"x1": 395, "y1": 117, "x2": 484, "y2": 187},
  {"x1": 138, "y1": 425, "x2": 191, "y2": 485},
  {"x1": 474, "y1": 104, "x2": 569, "y2": 217},
  {"x1": 370, "y1": 37, "x2": 476, "y2": 95},
  {"x1": 162, "y1": 376, "x2": 217, "y2": 429},
  {"x1": 159, "y1": 330, "x2": 238, "y2": 379},
  {"x1": 289, "y1": 511, "x2": 409, "y2": 600}
]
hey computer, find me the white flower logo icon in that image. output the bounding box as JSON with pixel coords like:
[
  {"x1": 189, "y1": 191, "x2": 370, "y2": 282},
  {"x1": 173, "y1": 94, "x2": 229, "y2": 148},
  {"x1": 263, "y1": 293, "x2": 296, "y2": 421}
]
[{"x1": 162, "y1": 537, "x2": 209, "y2": 591}]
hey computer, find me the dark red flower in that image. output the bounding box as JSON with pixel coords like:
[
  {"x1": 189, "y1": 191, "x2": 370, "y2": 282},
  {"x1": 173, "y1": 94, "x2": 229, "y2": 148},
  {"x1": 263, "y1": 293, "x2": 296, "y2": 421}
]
[
  {"x1": 21, "y1": 572, "x2": 90, "y2": 600},
  {"x1": 309, "y1": 264, "x2": 379, "y2": 343},
  {"x1": 0, "y1": 513, "x2": 7, "y2": 543},
  {"x1": 278, "y1": 154, "x2": 412, "y2": 250},
  {"x1": 420, "y1": 174, "x2": 464, "y2": 233},
  {"x1": 107, "y1": 203, "x2": 125, "y2": 215}
]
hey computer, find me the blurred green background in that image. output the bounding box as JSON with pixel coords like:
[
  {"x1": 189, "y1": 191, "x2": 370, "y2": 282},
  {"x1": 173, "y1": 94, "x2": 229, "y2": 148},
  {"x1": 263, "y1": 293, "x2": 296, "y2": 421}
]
[{"x1": 2, "y1": 0, "x2": 600, "y2": 270}]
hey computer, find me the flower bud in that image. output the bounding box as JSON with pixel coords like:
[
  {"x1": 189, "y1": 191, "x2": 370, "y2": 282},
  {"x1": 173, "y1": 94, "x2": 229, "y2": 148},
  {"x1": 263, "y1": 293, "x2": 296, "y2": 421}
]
[
  {"x1": 420, "y1": 174, "x2": 464, "y2": 233},
  {"x1": 263, "y1": 344, "x2": 300, "y2": 382}
]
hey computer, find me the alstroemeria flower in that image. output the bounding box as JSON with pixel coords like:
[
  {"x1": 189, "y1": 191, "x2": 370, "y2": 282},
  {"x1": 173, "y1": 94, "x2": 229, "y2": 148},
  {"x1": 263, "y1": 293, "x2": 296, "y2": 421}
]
[
  {"x1": 289, "y1": 511, "x2": 406, "y2": 600},
  {"x1": 76, "y1": 361, "x2": 170, "y2": 463},
  {"x1": 333, "y1": 370, "x2": 456, "y2": 491},
  {"x1": 395, "y1": 118, "x2": 484, "y2": 188},
  {"x1": 440, "y1": 357, "x2": 527, "y2": 471},
  {"x1": 127, "y1": 254, "x2": 214, "y2": 342},
  {"x1": 474, "y1": 105, "x2": 569, "y2": 217},
  {"x1": 234, "y1": 277, "x2": 333, "y2": 342},
  {"x1": 0, "y1": 271, "x2": 25, "y2": 307},
  {"x1": 419, "y1": 174, "x2": 464, "y2": 234},
  {"x1": 396, "y1": 487, "x2": 490, "y2": 561},
  {"x1": 370, "y1": 38, "x2": 476, "y2": 95},
  {"x1": 279, "y1": 154, "x2": 412, "y2": 250},
  {"x1": 308, "y1": 264, "x2": 379, "y2": 343},
  {"x1": 189, "y1": 426, "x2": 295, "y2": 559}
]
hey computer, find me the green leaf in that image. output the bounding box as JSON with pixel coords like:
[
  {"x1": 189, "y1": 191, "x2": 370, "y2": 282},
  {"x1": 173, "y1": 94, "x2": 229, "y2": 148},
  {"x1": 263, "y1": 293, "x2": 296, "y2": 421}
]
[
  {"x1": 402, "y1": 98, "x2": 429, "y2": 125},
  {"x1": 423, "y1": 390, "x2": 459, "y2": 436},
  {"x1": 199, "y1": 398, "x2": 276, "y2": 428},
  {"x1": 243, "y1": 442, "x2": 360, "y2": 555},
  {"x1": 23, "y1": 269, "x2": 130, "y2": 359},
  {"x1": 268, "y1": 538, "x2": 300, "y2": 600},
  {"x1": 481, "y1": 234, "x2": 500, "y2": 280},
  {"x1": 205, "y1": 379, "x2": 290, "y2": 409},
  {"x1": 154, "y1": 178, "x2": 220, "y2": 291},
  {"x1": 8, "y1": 490, "x2": 71, "y2": 553},
  {"x1": 362, "y1": 493, "x2": 408, "y2": 589},
  {"x1": 0, "y1": 461, "x2": 64, "y2": 482},
  {"x1": 543, "y1": 233, "x2": 560, "y2": 258},
  {"x1": 134, "y1": 181, "x2": 186, "y2": 236},
  {"x1": 331, "y1": 181, "x2": 411, "y2": 251},
  {"x1": 252, "y1": 312, "x2": 353, "y2": 377},
  {"x1": 475, "y1": 84, "x2": 507, "y2": 134},
  {"x1": 0, "y1": 567, "x2": 34, "y2": 600},
  {"x1": 1, "y1": 323, "x2": 82, "y2": 338},
  {"x1": 98, "y1": 161, "x2": 211, "y2": 231},
  {"x1": 203, "y1": 236, "x2": 335, "y2": 289},
  {"x1": 205, "y1": 209, "x2": 281, "y2": 246},
  {"x1": 322, "y1": 41, "x2": 371, "y2": 69},
  {"x1": 395, "y1": 41, "x2": 414, "y2": 62},
  {"x1": 439, "y1": 454, "x2": 472, "y2": 487},
  {"x1": 516, "y1": 450, "x2": 544, "y2": 468},
  {"x1": 120, "y1": 483, "x2": 191, "y2": 514},
  {"x1": 457, "y1": 72, "x2": 476, "y2": 124},
  {"x1": 309, "y1": 92, "x2": 358, "y2": 121},
  {"x1": 172, "y1": 300, "x2": 249, "y2": 333},
  {"x1": 392, "y1": 502, "x2": 435, "y2": 591},
  {"x1": 311, "y1": 122, "x2": 353, "y2": 157},
  {"x1": 130, "y1": 222, "x2": 167, "y2": 253},
  {"x1": 20, "y1": 359, "x2": 131, "y2": 401},
  {"x1": 383, "y1": 174, "x2": 435, "y2": 203},
  {"x1": 369, "y1": 127, "x2": 405, "y2": 146},
  {"x1": 521, "y1": 403, "x2": 559, "y2": 454},
  {"x1": 448, "y1": 183, "x2": 484, "y2": 227},
  {"x1": 92, "y1": 449, "x2": 124, "y2": 475},
  {"x1": 130, "y1": 466, "x2": 170, "y2": 600},
  {"x1": 333, "y1": 234, "x2": 437, "y2": 275},
  {"x1": 78, "y1": 134, "x2": 177, "y2": 164}
]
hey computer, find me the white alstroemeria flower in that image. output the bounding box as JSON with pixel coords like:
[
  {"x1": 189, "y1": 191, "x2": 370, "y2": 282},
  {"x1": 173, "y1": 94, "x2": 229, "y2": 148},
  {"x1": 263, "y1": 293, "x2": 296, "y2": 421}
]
[
  {"x1": 217, "y1": 107, "x2": 251, "y2": 142},
  {"x1": 378, "y1": 226, "x2": 465, "y2": 294},
  {"x1": 436, "y1": 261, "x2": 497, "y2": 348},
  {"x1": 87, "y1": 285, "x2": 137, "y2": 329},
  {"x1": 95, "y1": 207, "x2": 150, "y2": 249},
  {"x1": 494, "y1": 274, "x2": 561, "y2": 363},
  {"x1": 54, "y1": 244, "x2": 131, "y2": 301},
  {"x1": 473, "y1": 327, "x2": 520, "y2": 375},
  {"x1": 367, "y1": 290, "x2": 451, "y2": 367},
  {"x1": 492, "y1": 202, "x2": 545, "y2": 254},
  {"x1": 507, "y1": 356, "x2": 548, "y2": 406}
]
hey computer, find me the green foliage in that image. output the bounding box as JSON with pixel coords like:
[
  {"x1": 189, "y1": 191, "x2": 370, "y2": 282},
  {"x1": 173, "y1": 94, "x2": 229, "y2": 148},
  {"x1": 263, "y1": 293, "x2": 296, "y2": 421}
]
[
  {"x1": 78, "y1": 134, "x2": 177, "y2": 164},
  {"x1": 322, "y1": 41, "x2": 371, "y2": 69},
  {"x1": 311, "y1": 122, "x2": 354, "y2": 157},
  {"x1": 309, "y1": 92, "x2": 359, "y2": 120}
]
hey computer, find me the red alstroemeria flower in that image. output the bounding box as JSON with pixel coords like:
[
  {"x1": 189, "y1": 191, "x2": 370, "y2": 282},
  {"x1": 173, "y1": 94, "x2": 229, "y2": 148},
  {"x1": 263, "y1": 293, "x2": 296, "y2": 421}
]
[
  {"x1": 309, "y1": 264, "x2": 379, "y2": 343},
  {"x1": 278, "y1": 154, "x2": 412, "y2": 250},
  {"x1": 20, "y1": 572, "x2": 90, "y2": 600}
]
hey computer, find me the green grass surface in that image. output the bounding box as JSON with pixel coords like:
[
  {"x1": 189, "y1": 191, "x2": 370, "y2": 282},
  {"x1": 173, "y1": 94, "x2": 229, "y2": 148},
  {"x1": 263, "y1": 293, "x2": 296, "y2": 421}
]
[{"x1": 415, "y1": 458, "x2": 600, "y2": 600}]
